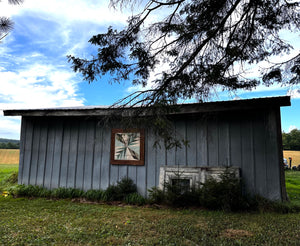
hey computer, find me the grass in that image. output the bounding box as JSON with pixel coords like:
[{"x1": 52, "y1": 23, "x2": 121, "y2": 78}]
[
  {"x1": 285, "y1": 170, "x2": 300, "y2": 206},
  {"x1": 0, "y1": 197, "x2": 300, "y2": 245},
  {"x1": 1, "y1": 154, "x2": 300, "y2": 245},
  {"x1": 0, "y1": 149, "x2": 19, "y2": 165},
  {"x1": 283, "y1": 150, "x2": 300, "y2": 167},
  {"x1": 0, "y1": 164, "x2": 18, "y2": 183}
]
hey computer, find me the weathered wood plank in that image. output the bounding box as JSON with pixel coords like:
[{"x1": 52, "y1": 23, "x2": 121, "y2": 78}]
[
  {"x1": 207, "y1": 117, "x2": 218, "y2": 166},
  {"x1": 253, "y1": 112, "x2": 267, "y2": 197},
  {"x1": 186, "y1": 119, "x2": 197, "y2": 167},
  {"x1": 265, "y1": 109, "x2": 281, "y2": 200},
  {"x1": 175, "y1": 120, "x2": 187, "y2": 166},
  {"x1": 146, "y1": 129, "x2": 157, "y2": 193},
  {"x1": 118, "y1": 166, "x2": 128, "y2": 180},
  {"x1": 51, "y1": 121, "x2": 64, "y2": 189},
  {"x1": 75, "y1": 120, "x2": 87, "y2": 190},
  {"x1": 43, "y1": 120, "x2": 55, "y2": 189},
  {"x1": 155, "y1": 136, "x2": 166, "y2": 188},
  {"x1": 18, "y1": 119, "x2": 26, "y2": 184},
  {"x1": 92, "y1": 124, "x2": 103, "y2": 190},
  {"x1": 196, "y1": 117, "x2": 208, "y2": 167},
  {"x1": 59, "y1": 121, "x2": 71, "y2": 188},
  {"x1": 110, "y1": 163, "x2": 119, "y2": 185},
  {"x1": 240, "y1": 117, "x2": 255, "y2": 194},
  {"x1": 218, "y1": 119, "x2": 230, "y2": 167},
  {"x1": 83, "y1": 120, "x2": 95, "y2": 190},
  {"x1": 229, "y1": 117, "x2": 242, "y2": 168},
  {"x1": 36, "y1": 120, "x2": 48, "y2": 186},
  {"x1": 22, "y1": 119, "x2": 34, "y2": 185},
  {"x1": 100, "y1": 128, "x2": 110, "y2": 190},
  {"x1": 67, "y1": 120, "x2": 79, "y2": 188},
  {"x1": 29, "y1": 121, "x2": 40, "y2": 185}
]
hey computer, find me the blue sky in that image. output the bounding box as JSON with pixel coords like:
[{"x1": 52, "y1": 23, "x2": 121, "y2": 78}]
[{"x1": 0, "y1": 0, "x2": 299, "y2": 140}]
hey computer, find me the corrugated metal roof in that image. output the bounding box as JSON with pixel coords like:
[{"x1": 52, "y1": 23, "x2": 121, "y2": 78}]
[{"x1": 3, "y1": 96, "x2": 291, "y2": 117}]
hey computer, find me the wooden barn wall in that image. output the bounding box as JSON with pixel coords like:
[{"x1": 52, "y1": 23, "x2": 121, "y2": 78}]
[{"x1": 18, "y1": 108, "x2": 283, "y2": 200}]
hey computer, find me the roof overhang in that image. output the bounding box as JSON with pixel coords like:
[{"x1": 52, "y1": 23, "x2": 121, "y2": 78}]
[{"x1": 3, "y1": 96, "x2": 291, "y2": 117}]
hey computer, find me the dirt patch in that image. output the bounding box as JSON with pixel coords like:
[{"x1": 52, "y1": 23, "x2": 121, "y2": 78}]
[{"x1": 221, "y1": 229, "x2": 253, "y2": 239}]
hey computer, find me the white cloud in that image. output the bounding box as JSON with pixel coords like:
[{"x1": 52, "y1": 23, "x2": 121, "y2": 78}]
[
  {"x1": 0, "y1": 115, "x2": 21, "y2": 140},
  {"x1": 0, "y1": 63, "x2": 84, "y2": 110},
  {"x1": 287, "y1": 89, "x2": 300, "y2": 99},
  {"x1": 0, "y1": 0, "x2": 128, "y2": 24},
  {"x1": 0, "y1": 63, "x2": 85, "y2": 139},
  {"x1": 0, "y1": 0, "x2": 135, "y2": 139},
  {"x1": 289, "y1": 125, "x2": 298, "y2": 132}
]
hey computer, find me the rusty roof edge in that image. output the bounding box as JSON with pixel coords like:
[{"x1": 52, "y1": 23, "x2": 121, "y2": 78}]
[{"x1": 3, "y1": 96, "x2": 291, "y2": 117}]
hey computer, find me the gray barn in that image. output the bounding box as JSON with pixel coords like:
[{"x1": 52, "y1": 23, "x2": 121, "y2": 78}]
[{"x1": 4, "y1": 96, "x2": 290, "y2": 201}]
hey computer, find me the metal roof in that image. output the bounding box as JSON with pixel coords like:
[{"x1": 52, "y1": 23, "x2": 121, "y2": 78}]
[{"x1": 3, "y1": 96, "x2": 291, "y2": 117}]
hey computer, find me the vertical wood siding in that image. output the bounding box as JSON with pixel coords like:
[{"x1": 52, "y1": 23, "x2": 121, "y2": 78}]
[{"x1": 19, "y1": 108, "x2": 283, "y2": 200}]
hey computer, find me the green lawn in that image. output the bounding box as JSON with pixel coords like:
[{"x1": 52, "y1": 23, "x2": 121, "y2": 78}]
[
  {"x1": 0, "y1": 164, "x2": 18, "y2": 183},
  {"x1": 285, "y1": 170, "x2": 300, "y2": 206},
  {"x1": 0, "y1": 197, "x2": 300, "y2": 245},
  {"x1": 1, "y1": 165, "x2": 300, "y2": 245}
]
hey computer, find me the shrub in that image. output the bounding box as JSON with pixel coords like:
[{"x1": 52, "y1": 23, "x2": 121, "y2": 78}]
[
  {"x1": 4, "y1": 171, "x2": 18, "y2": 184},
  {"x1": 148, "y1": 187, "x2": 165, "y2": 204},
  {"x1": 11, "y1": 184, "x2": 51, "y2": 198},
  {"x1": 117, "y1": 177, "x2": 137, "y2": 196},
  {"x1": 199, "y1": 170, "x2": 249, "y2": 211},
  {"x1": 102, "y1": 185, "x2": 121, "y2": 201},
  {"x1": 124, "y1": 192, "x2": 146, "y2": 205},
  {"x1": 84, "y1": 189, "x2": 104, "y2": 201},
  {"x1": 52, "y1": 187, "x2": 84, "y2": 199},
  {"x1": 163, "y1": 181, "x2": 201, "y2": 207},
  {"x1": 103, "y1": 177, "x2": 138, "y2": 202}
]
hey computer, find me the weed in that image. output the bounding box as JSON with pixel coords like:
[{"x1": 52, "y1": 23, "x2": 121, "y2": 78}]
[
  {"x1": 4, "y1": 171, "x2": 18, "y2": 184},
  {"x1": 102, "y1": 185, "x2": 121, "y2": 201},
  {"x1": 84, "y1": 189, "x2": 104, "y2": 201},
  {"x1": 124, "y1": 192, "x2": 146, "y2": 205},
  {"x1": 52, "y1": 187, "x2": 84, "y2": 199},
  {"x1": 11, "y1": 184, "x2": 51, "y2": 198},
  {"x1": 148, "y1": 187, "x2": 165, "y2": 204}
]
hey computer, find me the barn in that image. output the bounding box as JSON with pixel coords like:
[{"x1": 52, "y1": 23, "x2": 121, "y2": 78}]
[{"x1": 4, "y1": 96, "x2": 290, "y2": 201}]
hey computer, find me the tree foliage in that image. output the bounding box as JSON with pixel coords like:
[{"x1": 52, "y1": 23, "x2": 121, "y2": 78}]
[
  {"x1": 283, "y1": 128, "x2": 300, "y2": 150},
  {"x1": 68, "y1": 0, "x2": 300, "y2": 107},
  {"x1": 0, "y1": 0, "x2": 23, "y2": 42},
  {"x1": 0, "y1": 142, "x2": 19, "y2": 149}
]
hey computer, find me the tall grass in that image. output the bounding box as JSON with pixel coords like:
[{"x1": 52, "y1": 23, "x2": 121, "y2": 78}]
[
  {"x1": 0, "y1": 149, "x2": 19, "y2": 164},
  {"x1": 0, "y1": 164, "x2": 18, "y2": 182}
]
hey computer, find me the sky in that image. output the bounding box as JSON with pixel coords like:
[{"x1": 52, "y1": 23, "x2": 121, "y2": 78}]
[{"x1": 0, "y1": 0, "x2": 299, "y2": 140}]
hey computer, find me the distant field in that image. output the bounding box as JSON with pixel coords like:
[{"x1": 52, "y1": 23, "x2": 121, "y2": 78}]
[
  {"x1": 283, "y1": 150, "x2": 300, "y2": 167},
  {"x1": 0, "y1": 149, "x2": 19, "y2": 164}
]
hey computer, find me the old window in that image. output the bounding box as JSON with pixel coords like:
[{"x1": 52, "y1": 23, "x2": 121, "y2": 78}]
[
  {"x1": 171, "y1": 178, "x2": 191, "y2": 193},
  {"x1": 110, "y1": 129, "x2": 145, "y2": 165}
]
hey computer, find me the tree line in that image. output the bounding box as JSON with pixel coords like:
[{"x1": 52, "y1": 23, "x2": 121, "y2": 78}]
[
  {"x1": 282, "y1": 129, "x2": 300, "y2": 150},
  {"x1": 0, "y1": 138, "x2": 20, "y2": 149}
]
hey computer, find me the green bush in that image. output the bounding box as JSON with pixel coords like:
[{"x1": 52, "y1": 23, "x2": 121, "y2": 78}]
[
  {"x1": 11, "y1": 184, "x2": 51, "y2": 198},
  {"x1": 124, "y1": 192, "x2": 146, "y2": 205},
  {"x1": 4, "y1": 171, "x2": 18, "y2": 184},
  {"x1": 148, "y1": 187, "x2": 165, "y2": 204},
  {"x1": 6, "y1": 177, "x2": 140, "y2": 203},
  {"x1": 52, "y1": 187, "x2": 84, "y2": 199},
  {"x1": 102, "y1": 185, "x2": 120, "y2": 201},
  {"x1": 84, "y1": 189, "x2": 104, "y2": 201},
  {"x1": 117, "y1": 177, "x2": 137, "y2": 196},
  {"x1": 163, "y1": 181, "x2": 201, "y2": 207},
  {"x1": 102, "y1": 177, "x2": 138, "y2": 202},
  {"x1": 199, "y1": 170, "x2": 249, "y2": 211},
  {"x1": 149, "y1": 169, "x2": 252, "y2": 210}
]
